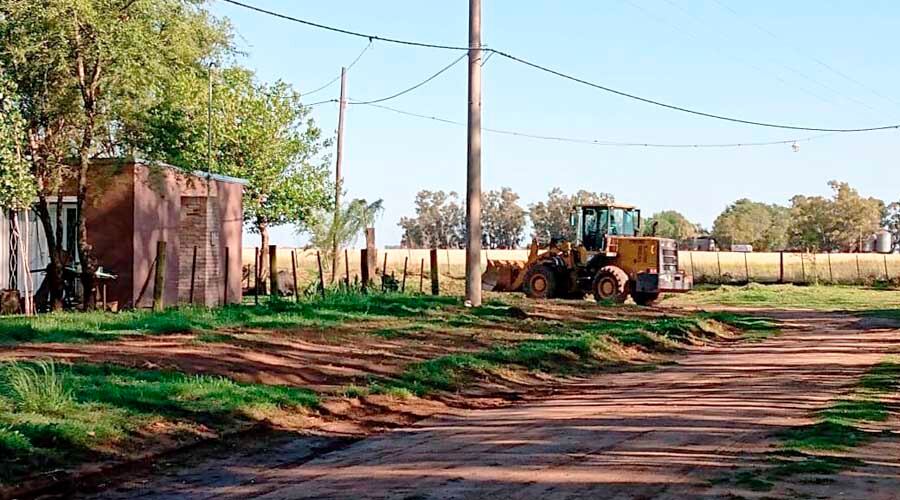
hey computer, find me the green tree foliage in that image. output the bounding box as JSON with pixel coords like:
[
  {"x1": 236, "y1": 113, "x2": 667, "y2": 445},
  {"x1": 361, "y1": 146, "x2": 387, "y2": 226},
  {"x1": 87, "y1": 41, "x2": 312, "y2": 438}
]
[
  {"x1": 644, "y1": 210, "x2": 698, "y2": 241},
  {"x1": 308, "y1": 198, "x2": 383, "y2": 278},
  {"x1": 528, "y1": 188, "x2": 615, "y2": 243},
  {"x1": 790, "y1": 181, "x2": 885, "y2": 252},
  {"x1": 399, "y1": 191, "x2": 465, "y2": 248},
  {"x1": 886, "y1": 202, "x2": 900, "y2": 251},
  {"x1": 482, "y1": 187, "x2": 526, "y2": 249},
  {"x1": 1, "y1": 0, "x2": 231, "y2": 308},
  {"x1": 0, "y1": 68, "x2": 34, "y2": 210},
  {"x1": 712, "y1": 199, "x2": 790, "y2": 251}
]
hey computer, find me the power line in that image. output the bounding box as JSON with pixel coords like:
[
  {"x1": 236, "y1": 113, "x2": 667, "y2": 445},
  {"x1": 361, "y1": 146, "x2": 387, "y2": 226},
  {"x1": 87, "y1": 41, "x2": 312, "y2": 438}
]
[
  {"x1": 220, "y1": 0, "x2": 469, "y2": 51},
  {"x1": 223, "y1": 0, "x2": 900, "y2": 133},
  {"x1": 710, "y1": 0, "x2": 900, "y2": 109},
  {"x1": 350, "y1": 53, "x2": 467, "y2": 105},
  {"x1": 302, "y1": 40, "x2": 373, "y2": 97},
  {"x1": 356, "y1": 102, "x2": 837, "y2": 148}
]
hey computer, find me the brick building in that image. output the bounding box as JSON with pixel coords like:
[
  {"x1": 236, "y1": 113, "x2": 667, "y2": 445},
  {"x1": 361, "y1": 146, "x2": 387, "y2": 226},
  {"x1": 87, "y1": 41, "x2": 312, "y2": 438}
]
[{"x1": 1, "y1": 158, "x2": 245, "y2": 309}]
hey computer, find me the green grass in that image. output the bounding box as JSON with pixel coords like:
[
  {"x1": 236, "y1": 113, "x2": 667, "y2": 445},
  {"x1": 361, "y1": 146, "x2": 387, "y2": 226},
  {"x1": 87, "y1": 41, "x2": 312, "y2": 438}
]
[
  {"x1": 0, "y1": 293, "x2": 460, "y2": 346},
  {"x1": 665, "y1": 284, "x2": 900, "y2": 311},
  {"x1": 0, "y1": 361, "x2": 319, "y2": 485},
  {"x1": 776, "y1": 421, "x2": 871, "y2": 451}
]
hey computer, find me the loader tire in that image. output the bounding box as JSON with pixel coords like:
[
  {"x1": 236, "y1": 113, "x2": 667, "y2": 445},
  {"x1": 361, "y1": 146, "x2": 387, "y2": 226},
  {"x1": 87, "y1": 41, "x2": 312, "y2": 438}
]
[
  {"x1": 523, "y1": 264, "x2": 558, "y2": 299},
  {"x1": 632, "y1": 291, "x2": 660, "y2": 306},
  {"x1": 593, "y1": 266, "x2": 630, "y2": 304}
]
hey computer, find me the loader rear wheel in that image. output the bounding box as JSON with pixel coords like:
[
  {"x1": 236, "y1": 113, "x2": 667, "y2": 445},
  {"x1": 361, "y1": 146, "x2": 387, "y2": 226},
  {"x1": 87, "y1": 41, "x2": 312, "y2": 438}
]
[
  {"x1": 593, "y1": 266, "x2": 629, "y2": 304},
  {"x1": 632, "y1": 291, "x2": 660, "y2": 306},
  {"x1": 523, "y1": 265, "x2": 558, "y2": 299}
]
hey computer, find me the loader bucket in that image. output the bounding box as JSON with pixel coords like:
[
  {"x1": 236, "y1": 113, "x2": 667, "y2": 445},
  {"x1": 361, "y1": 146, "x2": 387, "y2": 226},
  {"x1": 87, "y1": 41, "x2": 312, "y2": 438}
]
[{"x1": 482, "y1": 260, "x2": 526, "y2": 292}]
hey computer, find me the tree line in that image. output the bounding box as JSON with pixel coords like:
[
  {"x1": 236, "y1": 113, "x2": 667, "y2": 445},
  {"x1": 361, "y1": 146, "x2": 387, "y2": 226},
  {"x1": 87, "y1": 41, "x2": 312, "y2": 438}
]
[{"x1": 399, "y1": 182, "x2": 899, "y2": 253}]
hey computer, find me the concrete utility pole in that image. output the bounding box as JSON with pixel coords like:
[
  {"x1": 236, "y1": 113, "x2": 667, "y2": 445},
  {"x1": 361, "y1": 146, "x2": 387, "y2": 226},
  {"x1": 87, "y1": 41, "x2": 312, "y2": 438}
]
[
  {"x1": 332, "y1": 67, "x2": 348, "y2": 283},
  {"x1": 465, "y1": 0, "x2": 483, "y2": 306}
]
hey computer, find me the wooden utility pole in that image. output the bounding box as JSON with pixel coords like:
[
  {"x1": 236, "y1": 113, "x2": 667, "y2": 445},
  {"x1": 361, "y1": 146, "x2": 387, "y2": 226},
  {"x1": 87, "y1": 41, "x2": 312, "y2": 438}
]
[
  {"x1": 152, "y1": 241, "x2": 167, "y2": 312},
  {"x1": 332, "y1": 67, "x2": 348, "y2": 284},
  {"x1": 465, "y1": 0, "x2": 483, "y2": 307}
]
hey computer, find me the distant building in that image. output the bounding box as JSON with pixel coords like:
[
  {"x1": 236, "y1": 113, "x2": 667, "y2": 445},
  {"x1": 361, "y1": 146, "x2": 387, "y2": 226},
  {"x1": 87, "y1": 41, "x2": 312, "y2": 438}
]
[
  {"x1": 0, "y1": 159, "x2": 246, "y2": 310},
  {"x1": 682, "y1": 236, "x2": 718, "y2": 252},
  {"x1": 730, "y1": 244, "x2": 754, "y2": 253}
]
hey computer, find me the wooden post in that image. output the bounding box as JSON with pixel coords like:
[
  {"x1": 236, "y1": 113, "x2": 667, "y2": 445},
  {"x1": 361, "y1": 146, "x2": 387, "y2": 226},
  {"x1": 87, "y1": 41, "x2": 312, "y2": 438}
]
[
  {"x1": 254, "y1": 247, "x2": 259, "y2": 305},
  {"x1": 801, "y1": 253, "x2": 806, "y2": 283},
  {"x1": 779, "y1": 251, "x2": 784, "y2": 284},
  {"x1": 152, "y1": 241, "x2": 167, "y2": 312},
  {"x1": 269, "y1": 245, "x2": 278, "y2": 296},
  {"x1": 316, "y1": 251, "x2": 326, "y2": 299},
  {"x1": 856, "y1": 254, "x2": 862, "y2": 284},
  {"x1": 716, "y1": 251, "x2": 722, "y2": 284},
  {"x1": 828, "y1": 252, "x2": 834, "y2": 284},
  {"x1": 465, "y1": 0, "x2": 483, "y2": 307},
  {"x1": 419, "y1": 257, "x2": 425, "y2": 293},
  {"x1": 365, "y1": 228, "x2": 376, "y2": 285},
  {"x1": 224, "y1": 246, "x2": 230, "y2": 305},
  {"x1": 381, "y1": 252, "x2": 388, "y2": 292},
  {"x1": 430, "y1": 248, "x2": 440, "y2": 295},
  {"x1": 291, "y1": 250, "x2": 299, "y2": 303},
  {"x1": 102, "y1": 284, "x2": 107, "y2": 311},
  {"x1": 189, "y1": 245, "x2": 198, "y2": 304},
  {"x1": 360, "y1": 248, "x2": 370, "y2": 291},
  {"x1": 688, "y1": 251, "x2": 695, "y2": 281},
  {"x1": 401, "y1": 256, "x2": 409, "y2": 293},
  {"x1": 331, "y1": 67, "x2": 348, "y2": 286},
  {"x1": 884, "y1": 254, "x2": 891, "y2": 281},
  {"x1": 344, "y1": 248, "x2": 350, "y2": 288},
  {"x1": 743, "y1": 251, "x2": 750, "y2": 284}
]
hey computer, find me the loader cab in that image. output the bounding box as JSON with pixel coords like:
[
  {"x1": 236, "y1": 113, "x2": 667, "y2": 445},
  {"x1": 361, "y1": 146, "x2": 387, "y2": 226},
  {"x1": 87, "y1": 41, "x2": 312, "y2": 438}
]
[{"x1": 571, "y1": 204, "x2": 641, "y2": 252}]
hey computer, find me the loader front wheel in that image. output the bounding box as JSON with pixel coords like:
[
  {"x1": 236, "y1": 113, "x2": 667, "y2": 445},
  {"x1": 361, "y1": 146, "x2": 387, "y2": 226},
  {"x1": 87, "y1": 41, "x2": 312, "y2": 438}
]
[
  {"x1": 593, "y1": 266, "x2": 630, "y2": 304},
  {"x1": 523, "y1": 265, "x2": 558, "y2": 299}
]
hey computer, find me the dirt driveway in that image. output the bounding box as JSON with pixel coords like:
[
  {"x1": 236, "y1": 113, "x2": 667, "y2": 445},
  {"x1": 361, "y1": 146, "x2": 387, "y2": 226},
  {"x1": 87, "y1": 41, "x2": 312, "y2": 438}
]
[{"x1": 81, "y1": 310, "x2": 900, "y2": 499}]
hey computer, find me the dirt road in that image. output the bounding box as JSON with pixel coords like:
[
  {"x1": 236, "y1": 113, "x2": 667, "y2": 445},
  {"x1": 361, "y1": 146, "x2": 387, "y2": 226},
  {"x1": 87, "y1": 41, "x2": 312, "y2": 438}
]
[{"x1": 82, "y1": 310, "x2": 900, "y2": 499}]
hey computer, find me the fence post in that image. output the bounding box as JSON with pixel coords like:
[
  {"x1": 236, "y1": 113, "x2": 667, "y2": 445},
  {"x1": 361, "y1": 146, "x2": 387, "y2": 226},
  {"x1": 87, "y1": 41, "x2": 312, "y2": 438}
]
[
  {"x1": 779, "y1": 251, "x2": 784, "y2": 284},
  {"x1": 152, "y1": 240, "x2": 167, "y2": 312},
  {"x1": 360, "y1": 249, "x2": 370, "y2": 291},
  {"x1": 856, "y1": 254, "x2": 862, "y2": 284},
  {"x1": 800, "y1": 253, "x2": 806, "y2": 284},
  {"x1": 688, "y1": 251, "x2": 695, "y2": 282},
  {"x1": 401, "y1": 257, "x2": 409, "y2": 293},
  {"x1": 316, "y1": 251, "x2": 326, "y2": 298},
  {"x1": 381, "y1": 252, "x2": 388, "y2": 292},
  {"x1": 419, "y1": 257, "x2": 425, "y2": 293},
  {"x1": 716, "y1": 251, "x2": 722, "y2": 284},
  {"x1": 828, "y1": 252, "x2": 834, "y2": 284},
  {"x1": 344, "y1": 248, "x2": 350, "y2": 287},
  {"x1": 291, "y1": 250, "x2": 299, "y2": 303},
  {"x1": 189, "y1": 245, "x2": 198, "y2": 304},
  {"x1": 743, "y1": 252, "x2": 750, "y2": 284},
  {"x1": 884, "y1": 254, "x2": 891, "y2": 282},
  {"x1": 430, "y1": 248, "x2": 440, "y2": 295},
  {"x1": 269, "y1": 245, "x2": 278, "y2": 296}
]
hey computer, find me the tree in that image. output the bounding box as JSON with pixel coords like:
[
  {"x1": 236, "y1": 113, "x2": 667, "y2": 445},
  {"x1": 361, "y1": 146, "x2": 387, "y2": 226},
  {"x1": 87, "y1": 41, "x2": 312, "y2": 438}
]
[
  {"x1": 886, "y1": 201, "x2": 900, "y2": 251},
  {"x1": 644, "y1": 210, "x2": 698, "y2": 241},
  {"x1": 135, "y1": 68, "x2": 332, "y2": 291},
  {"x1": 398, "y1": 190, "x2": 465, "y2": 248},
  {"x1": 1, "y1": 0, "x2": 231, "y2": 309},
  {"x1": 790, "y1": 181, "x2": 884, "y2": 252},
  {"x1": 308, "y1": 198, "x2": 383, "y2": 281},
  {"x1": 482, "y1": 187, "x2": 526, "y2": 249},
  {"x1": 528, "y1": 188, "x2": 615, "y2": 243},
  {"x1": 0, "y1": 67, "x2": 34, "y2": 210},
  {"x1": 712, "y1": 199, "x2": 790, "y2": 251}
]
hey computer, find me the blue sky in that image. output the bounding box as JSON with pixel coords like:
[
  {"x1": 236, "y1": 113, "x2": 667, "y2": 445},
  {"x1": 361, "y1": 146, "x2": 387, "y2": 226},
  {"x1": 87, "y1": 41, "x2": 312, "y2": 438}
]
[{"x1": 210, "y1": 0, "x2": 900, "y2": 247}]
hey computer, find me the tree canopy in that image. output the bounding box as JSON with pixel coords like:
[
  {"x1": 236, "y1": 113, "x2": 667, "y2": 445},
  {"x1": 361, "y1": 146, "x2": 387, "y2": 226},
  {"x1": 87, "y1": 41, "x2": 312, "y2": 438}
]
[
  {"x1": 644, "y1": 210, "x2": 698, "y2": 240},
  {"x1": 712, "y1": 199, "x2": 790, "y2": 251},
  {"x1": 789, "y1": 181, "x2": 884, "y2": 252},
  {"x1": 482, "y1": 187, "x2": 527, "y2": 249},
  {"x1": 399, "y1": 190, "x2": 466, "y2": 249},
  {"x1": 0, "y1": 67, "x2": 34, "y2": 210},
  {"x1": 529, "y1": 188, "x2": 614, "y2": 243}
]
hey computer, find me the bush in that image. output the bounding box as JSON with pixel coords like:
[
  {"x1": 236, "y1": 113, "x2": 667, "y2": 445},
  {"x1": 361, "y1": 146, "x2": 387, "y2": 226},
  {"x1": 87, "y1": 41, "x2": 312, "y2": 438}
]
[{"x1": 2, "y1": 361, "x2": 74, "y2": 415}]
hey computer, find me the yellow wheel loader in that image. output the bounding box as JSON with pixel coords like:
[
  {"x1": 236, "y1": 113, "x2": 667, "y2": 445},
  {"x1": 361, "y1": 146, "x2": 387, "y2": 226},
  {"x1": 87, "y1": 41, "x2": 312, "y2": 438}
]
[{"x1": 483, "y1": 203, "x2": 692, "y2": 305}]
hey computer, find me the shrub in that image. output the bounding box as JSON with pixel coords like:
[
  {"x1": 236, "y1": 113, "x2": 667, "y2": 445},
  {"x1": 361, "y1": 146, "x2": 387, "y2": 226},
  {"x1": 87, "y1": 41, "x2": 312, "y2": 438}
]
[{"x1": 2, "y1": 360, "x2": 74, "y2": 415}]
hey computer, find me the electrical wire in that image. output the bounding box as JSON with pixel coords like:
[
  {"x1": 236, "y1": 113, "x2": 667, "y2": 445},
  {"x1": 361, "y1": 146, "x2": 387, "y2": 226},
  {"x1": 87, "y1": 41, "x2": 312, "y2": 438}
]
[
  {"x1": 220, "y1": 0, "x2": 469, "y2": 51},
  {"x1": 350, "y1": 53, "x2": 467, "y2": 105},
  {"x1": 223, "y1": 0, "x2": 900, "y2": 133},
  {"x1": 356, "y1": 102, "x2": 837, "y2": 148},
  {"x1": 302, "y1": 40, "x2": 373, "y2": 97}
]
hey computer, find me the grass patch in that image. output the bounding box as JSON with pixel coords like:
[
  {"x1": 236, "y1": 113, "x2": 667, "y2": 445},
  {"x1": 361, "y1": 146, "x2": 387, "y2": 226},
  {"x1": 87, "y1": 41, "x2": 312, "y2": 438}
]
[
  {"x1": 0, "y1": 293, "x2": 459, "y2": 346},
  {"x1": 665, "y1": 284, "x2": 900, "y2": 311},
  {"x1": 777, "y1": 421, "x2": 870, "y2": 451},
  {"x1": 0, "y1": 361, "x2": 319, "y2": 486},
  {"x1": 859, "y1": 361, "x2": 900, "y2": 392},
  {"x1": 820, "y1": 399, "x2": 889, "y2": 423}
]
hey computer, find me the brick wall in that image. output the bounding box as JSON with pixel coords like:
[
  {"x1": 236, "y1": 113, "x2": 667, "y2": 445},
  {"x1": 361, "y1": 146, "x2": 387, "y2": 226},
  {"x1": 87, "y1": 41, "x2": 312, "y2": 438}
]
[{"x1": 178, "y1": 196, "x2": 222, "y2": 306}]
